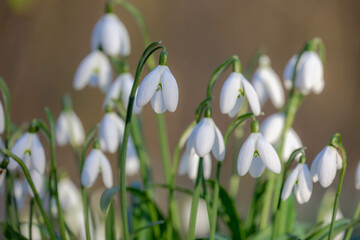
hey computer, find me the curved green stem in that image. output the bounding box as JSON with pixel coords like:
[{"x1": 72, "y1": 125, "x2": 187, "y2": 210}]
[
  {"x1": 188, "y1": 157, "x2": 204, "y2": 240},
  {"x1": 344, "y1": 202, "x2": 360, "y2": 240},
  {"x1": 45, "y1": 108, "x2": 67, "y2": 240},
  {"x1": 1, "y1": 149, "x2": 56, "y2": 240}
]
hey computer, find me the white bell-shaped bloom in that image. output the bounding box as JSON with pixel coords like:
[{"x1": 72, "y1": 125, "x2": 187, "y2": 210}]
[
  {"x1": 91, "y1": 13, "x2": 130, "y2": 57},
  {"x1": 260, "y1": 113, "x2": 303, "y2": 161},
  {"x1": 81, "y1": 148, "x2": 113, "y2": 188},
  {"x1": 0, "y1": 101, "x2": 4, "y2": 134},
  {"x1": 136, "y1": 65, "x2": 179, "y2": 114},
  {"x1": 103, "y1": 73, "x2": 142, "y2": 114},
  {"x1": 14, "y1": 179, "x2": 26, "y2": 209},
  {"x1": 251, "y1": 55, "x2": 284, "y2": 109},
  {"x1": 73, "y1": 50, "x2": 112, "y2": 92},
  {"x1": 311, "y1": 145, "x2": 342, "y2": 188},
  {"x1": 179, "y1": 151, "x2": 212, "y2": 181},
  {"x1": 220, "y1": 72, "x2": 261, "y2": 117},
  {"x1": 237, "y1": 132, "x2": 281, "y2": 177},
  {"x1": 56, "y1": 110, "x2": 85, "y2": 147},
  {"x1": 281, "y1": 162, "x2": 313, "y2": 204},
  {"x1": 58, "y1": 178, "x2": 82, "y2": 211},
  {"x1": 125, "y1": 139, "x2": 140, "y2": 176},
  {"x1": 98, "y1": 112, "x2": 125, "y2": 153},
  {"x1": 283, "y1": 52, "x2": 324, "y2": 95},
  {"x1": 186, "y1": 117, "x2": 225, "y2": 161},
  {"x1": 355, "y1": 161, "x2": 360, "y2": 190},
  {"x1": 8, "y1": 132, "x2": 46, "y2": 174}
]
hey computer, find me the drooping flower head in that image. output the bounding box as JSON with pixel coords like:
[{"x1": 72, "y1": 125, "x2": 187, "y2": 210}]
[
  {"x1": 73, "y1": 50, "x2": 112, "y2": 92},
  {"x1": 220, "y1": 59, "x2": 261, "y2": 117},
  {"x1": 56, "y1": 94, "x2": 85, "y2": 147},
  {"x1": 237, "y1": 119, "x2": 281, "y2": 177},
  {"x1": 283, "y1": 51, "x2": 324, "y2": 95},
  {"x1": 281, "y1": 155, "x2": 313, "y2": 204},
  {"x1": 136, "y1": 51, "x2": 179, "y2": 114},
  {"x1": 251, "y1": 55, "x2": 284, "y2": 109}
]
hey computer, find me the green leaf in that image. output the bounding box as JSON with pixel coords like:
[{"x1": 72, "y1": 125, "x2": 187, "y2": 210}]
[
  {"x1": 1, "y1": 222, "x2": 27, "y2": 240},
  {"x1": 305, "y1": 219, "x2": 350, "y2": 240},
  {"x1": 100, "y1": 186, "x2": 121, "y2": 212},
  {"x1": 130, "y1": 220, "x2": 165, "y2": 237}
]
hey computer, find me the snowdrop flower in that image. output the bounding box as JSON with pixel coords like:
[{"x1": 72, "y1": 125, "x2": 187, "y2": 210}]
[
  {"x1": 220, "y1": 59, "x2": 261, "y2": 117},
  {"x1": 0, "y1": 100, "x2": 4, "y2": 134},
  {"x1": 81, "y1": 141, "x2": 113, "y2": 188},
  {"x1": 281, "y1": 156, "x2": 313, "y2": 204},
  {"x1": 136, "y1": 51, "x2": 179, "y2": 114},
  {"x1": 56, "y1": 95, "x2": 85, "y2": 147},
  {"x1": 355, "y1": 161, "x2": 360, "y2": 190},
  {"x1": 260, "y1": 113, "x2": 303, "y2": 161},
  {"x1": 103, "y1": 72, "x2": 142, "y2": 114},
  {"x1": 73, "y1": 50, "x2": 112, "y2": 92},
  {"x1": 185, "y1": 110, "x2": 225, "y2": 161},
  {"x1": 237, "y1": 120, "x2": 281, "y2": 177},
  {"x1": 58, "y1": 178, "x2": 82, "y2": 211},
  {"x1": 91, "y1": 12, "x2": 130, "y2": 57},
  {"x1": 179, "y1": 152, "x2": 212, "y2": 181},
  {"x1": 125, "y1": 139, "x2": 140, "y2": 176},
  {"x1": 311, "y1": 145, "x2": 342, "y2": 188},
  {"x1": 98, "y1": 110, "x2": 125, "y2": 153},
  {"x1": 251, "y1": 55, "x2": 284, "y2": 108},
  {"x1": 283, "y1": 51, "x2": 324, "y2": 95}
]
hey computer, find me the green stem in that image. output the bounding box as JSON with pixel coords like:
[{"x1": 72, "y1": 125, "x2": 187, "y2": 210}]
[
  {"x1": 188, "y1": 157, "x2": 204, "y2": 240},
  {"x1": 1, "y1": 149, "x2": 56, "y2": 240},
  {"x1": 29, "y1": 198, "x2": 34, "y2": 240},
  {"x1": 156, "y1": 114, "x2": 171, "y2": 184},
  {"x1": 210, "y1": 161, "x2": 222, "y2": 240},
  {"x1": 344, "y1": 201, "x2": 360, "y2": 240},
  {"x1": 81, "y1": 188, "x2": 91, "y2": 240},
  {"x1": 45, "y1": 108, "x2": 67, "y2": 240},
  {"x1": 5, "y1": 172, "x2": 17, "y2": 229}
]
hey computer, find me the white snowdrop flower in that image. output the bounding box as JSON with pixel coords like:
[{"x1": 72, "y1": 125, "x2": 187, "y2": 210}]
[
  {"x1": 91, "y1": 13, "x2": 130, "y2": 57},
  {"x1": 237, "y1": 120, "x2": 281, "y2": 177},
  {"x1": 179, "y1": 151, "x2": 212, "y2": 181},
  {"x1": 186, "y1": 113, "x2": 225, "y2": 161},
  {"x1": 260, "y1": 113, "x2": 303, "y2": 161},
  {"x1": 73, "y1": 50, "x2": 112, "y2": 92},
  {"x1": 283, "y1": 52, "x2": 324, "y2": 95},
  {"x1": 58, "y1": 178, "x2": 82, "y2": 211},
  {"x1": 251, "y1": 55, "x2": 284, "y2": 109},
  {"x1": 14, "y1": 179, "x2": 27, "y2": 209},
  {"x1": 98, "y1": 111, "x2": 125, "y2": 153},
  {"x1": 355, "y1": 161, "x2": 360, "y2": 190},
  {"x1": 8, "y1": 126, "x2": 46, "y2": 174},
  {"x1": 25, "y1": 167, "x2": 45, "y2": 198},
  {"x1": 125, "y1": 139, "x2": 140, "y2": 176},
  {"x1": 311, "y1": 145, "x2": 342, "y2": 188},
  {"x1": 220, "y1": 60, "x2": 261, "y2": 117},
  {"x1": 103, "y1": 72, "x2": 142, "y2": 114},
  {"x1": 136, "y1": 51, "x2": 179, "y2": 114},
  {"x1": 81, "y1": 144, "x2": 113, "y2": 188},
  {"x1": 281, "y1": 157, "x2": 313, "y2": 204},
  {"x1": 56, "y1": 110, "x2": 85, "y2": 147},
  {"x1": 0, "y1": 100, "x2": 4, "y2": 134}
]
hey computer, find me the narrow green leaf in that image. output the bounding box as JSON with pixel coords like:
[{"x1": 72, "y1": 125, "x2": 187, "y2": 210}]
[
  {"x1": 130, "y1": 220, "x2": 165, "y2": 237},
  {"x1": 1, "y1": 222, "x2": 27, "y2": 240},
  {"x1": 100, "y1": 186, "x2": 121, "y2": 212}
]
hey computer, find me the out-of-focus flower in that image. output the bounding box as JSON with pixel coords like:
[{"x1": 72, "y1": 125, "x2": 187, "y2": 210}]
[
  {"x1": 323, "y1": 210, "x2": 345, "y2": 240},
  {"x1": 252, "y1": 55, "x2": 284, "y2": 108},
  {"x1": 73, "y1": 50, "x2": 112, "y2": 92},
  {"x1": 355, "y1": 160, "x2": 360, "y2": 190},
  {"x1": 283, "y1": 52, "x2": 324, "y2": 95},
  {"x1": 179, "y1": 152, "x2": 212, "y2": 181},
  {"x1": 136, "y1": 51, "x2": 179, "y2": 114},
  {"x1": 311, "y1": 145, "x2": 342, "y2": 188},
  {"x1": 98, "y1": 111, "x2": 125, "y2": 153},
  {"x1": 56, "y1": 110, "x2": 85, "y2": 147},
  {"x1": 91, "y1": 13, "x2": 131, "y2": 57},
  {"x1": 0, "y1": 100, "x2": 4, "y2": 134}
]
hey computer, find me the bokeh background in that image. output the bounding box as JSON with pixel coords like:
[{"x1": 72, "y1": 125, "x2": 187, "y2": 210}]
[{"x1": 1, "y1": 0, "x2": 360, "y2": 230}]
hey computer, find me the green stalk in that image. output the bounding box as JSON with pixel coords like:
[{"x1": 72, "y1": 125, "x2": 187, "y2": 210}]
[
  {"x1": 29, "y1": 198, "x2": 34, "y2": 240},
  {"x1": 1, "y1": 149, "x2": 56, "y2": 239},
  {"x1": 188, "y1": 157, "x2": 204, "y2": 240},
  {"x1": 156, "y1": 114, "x2": 172, "y2": 184},
  {"x1": 209, "y1": 161, "x2": 222, "y2": 240},
  {"x1": 344, "y1": 202, "x2": 360, "y2": 240},
  {"x1": 45, "y1": 108, "x2": 67, "y2": 240}
]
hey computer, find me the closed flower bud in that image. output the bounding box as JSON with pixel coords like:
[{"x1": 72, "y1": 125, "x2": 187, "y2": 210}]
[
  {"x1": 56, "y1": 110, "x2": 85, "y2": 147},
  {"x1": 98, "y1": 112, "x2": 125, "y2": 153}
]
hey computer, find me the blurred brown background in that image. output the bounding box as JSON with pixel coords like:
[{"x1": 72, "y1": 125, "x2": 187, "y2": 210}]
[{"x1": 0, "y1": 0, "x2": 360, "y2": 224}]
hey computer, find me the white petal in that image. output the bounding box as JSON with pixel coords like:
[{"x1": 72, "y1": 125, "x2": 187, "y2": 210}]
[
  {"x1": 282, "y1": 128, "x2": 303, "y2": 162},
  {"x1": 56, "y1": 113, "x2": 69, "y2": 146},
  {"x1": 178, "y1": 151, "x2": 190, "y2": 176},
  {"x1": 91, "y1": 15, "x2": 103, "y2": 51},
  {"x1": 188, "y1": 154, "x2": 200, "y2": 181},
  {"x1": 220, "y1": 72, "x2": 241, "y2": 114},
  {"x1": 103, "y1": 75, "x2": 123, "y2": 109},
  {"x1": 256, "y1": 134, "x2": 281, "y2": 174},
  {"x1": 283, "y1": 55, "x2": 297, "y2": 90},
  {"x1": 96, "y1": 51, "x2": 113, "y2": 92},
  {"x1": 260, "y1": 113, "x2": 285, "y2": 144},
  {"x1": 237, "y1": 133, "x2": 257, "y2": 176},
  {"x1": 69, "y1": 112, "x2": 85, "y2": 146},
  {"x1": 262, "y1": 68, "x2": 285, "y2": 108},
  {"x1": 161, "y1": 67, "x2": 179, "y2": 112},
  {"x1": 355, "y1": 161, "x2": 360, "y2": 190},
  {"x1": 120, "y1": 73, "x2": 142, "y2": 114},
  {"x1": 27, "y1": 170, "x2": 45, "y2": 198},
  {"x1": 298, "y1": 164, "x2": 312, "y2": 203},
  {"x1": 203, "y1": 154, "x2": 212, "y2": 179},
  {"x1": 14, "y1": 180, "x2": 26, "y2": 209},
  {"x1": 99, "y1": 151, "x2": 113, "y2": 188},
  {"x1": 318, "y1": 146, "x2": 338, "y2": 188},
  {"x1": 73, "y1": 52, "x2": 98, "y2": 90},
  {"x1": 99, "y1": 113, "x2": 121, "y2": 153},
  {"x1": 126, "y1": 139, "x2": 140, "y2": 176},
  {"x1": 0, "y1": 170, "x2": 5, "y2": 188},
  {"x1": 9, "y1": 133, "x2": 32, "y2": 170},
  {"x1": 30, "y1": 134, "x2": 46, "y2": 174},
  {"x1": 251, "y1": 74, "x2": 269, "y2": 107},
  {"x1": 150, "y1": 90, "x2": 167, "y2": 114},
  {"x1": 281, "y1": 164, "x2": 300, "y2": 201},
  {"x1": 296, "y1": 52, "x2": 323, "y2": 95},
  {"x1": 136, "y1": 65, "x2": 164, "y2": 107},
  {"x1": 194, "y1": 118, "x2": 215, "y2": 157},
  {"x1": 0, "y1": 101, "x2": 4, "y2": 134},
  {"x1": 310, "y1": 148, "x2": 323, "y2": 183},
  {"x1": 116, "y1": 17, "x2": 131, "y2": 56},
  {"x1": 249, "y1": 157, "x2": 266, "y2": 178},
  {"x1": 335, "y1": 149, "x2": 343, "y2": 170},
  {"x1": 313, "y1": 77, "x2": 325, "y2": 94},
  {"x1": 242, "y1": 77, "x2": 261, "y2": 116},
  {"x1": 228, "y1": 97, "x2": 243, "y2": 118},
  {"x1": 211, "y1": 122, "x2": 225, "y2": 161},
  {"x1": 100, "y1": 14, "x2": 122, "y2": 56},
  {"x1": 81, "y1": 149, "x2": 101, "y2": 187},
  {"x1": 294, "y1": 184, "x2": 305, "y2": 204}
]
